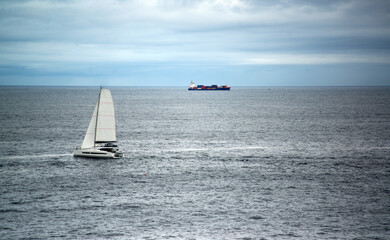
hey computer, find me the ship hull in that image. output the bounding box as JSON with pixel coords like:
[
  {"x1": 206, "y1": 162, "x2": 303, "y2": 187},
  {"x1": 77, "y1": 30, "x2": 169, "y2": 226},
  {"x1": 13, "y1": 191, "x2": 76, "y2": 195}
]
[
  {"x1": 188, "y1": 83, "x2": 230, "y2": 91},
  {"x1": 188, "y1": 88, "x2": 230, "y2": 91}
]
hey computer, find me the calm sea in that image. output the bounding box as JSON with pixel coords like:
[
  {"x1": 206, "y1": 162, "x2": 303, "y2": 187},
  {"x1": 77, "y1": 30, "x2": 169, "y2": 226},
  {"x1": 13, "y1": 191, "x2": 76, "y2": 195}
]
[{"x1": 0, "y1": 87, "x2": 389, "y2": 239}]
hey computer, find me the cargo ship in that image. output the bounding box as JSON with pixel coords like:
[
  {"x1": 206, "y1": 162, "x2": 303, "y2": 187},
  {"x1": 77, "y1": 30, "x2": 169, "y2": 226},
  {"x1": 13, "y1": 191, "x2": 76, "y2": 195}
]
[{"x1": 188, "y1": 82, "x2": 231, "y2": 91}]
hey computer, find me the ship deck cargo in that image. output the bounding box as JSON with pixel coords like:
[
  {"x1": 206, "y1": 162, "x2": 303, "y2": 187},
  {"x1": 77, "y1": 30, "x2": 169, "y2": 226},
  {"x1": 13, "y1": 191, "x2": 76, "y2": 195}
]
[{"x1": 188, "y1": 82, "x2": 230, "y2": 91}]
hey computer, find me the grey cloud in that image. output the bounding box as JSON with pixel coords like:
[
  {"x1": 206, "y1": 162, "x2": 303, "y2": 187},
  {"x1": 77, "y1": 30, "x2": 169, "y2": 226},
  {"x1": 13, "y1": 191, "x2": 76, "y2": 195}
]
[{"x1": 0, "y1": 0, "x2": 390, "y2": 72}]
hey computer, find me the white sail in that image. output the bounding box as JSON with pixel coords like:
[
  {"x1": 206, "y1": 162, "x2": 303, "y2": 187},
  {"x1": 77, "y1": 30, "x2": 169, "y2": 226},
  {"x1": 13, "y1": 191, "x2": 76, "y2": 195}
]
[
  {"x1": 81, "y1": 103, "x2": 98, "y2": 149},
  {"x1": 96, "y1": 89, "x2": 116, "y2": 143},
  {"x1": 80, "y1": 88, "x2": 116, "y2": 149}
]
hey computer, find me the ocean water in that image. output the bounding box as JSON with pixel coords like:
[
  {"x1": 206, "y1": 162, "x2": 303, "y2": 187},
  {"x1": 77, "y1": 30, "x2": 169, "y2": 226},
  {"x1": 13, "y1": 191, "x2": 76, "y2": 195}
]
[{"x1": 0, "y1": 87, "x2": 389, "y2": 240}]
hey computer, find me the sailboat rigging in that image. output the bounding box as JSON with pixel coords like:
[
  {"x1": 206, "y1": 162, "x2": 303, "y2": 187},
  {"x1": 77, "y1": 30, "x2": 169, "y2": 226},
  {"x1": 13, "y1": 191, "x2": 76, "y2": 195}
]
[{"x1": 73, "y1": 87, "x2": 124, "y2": 158}]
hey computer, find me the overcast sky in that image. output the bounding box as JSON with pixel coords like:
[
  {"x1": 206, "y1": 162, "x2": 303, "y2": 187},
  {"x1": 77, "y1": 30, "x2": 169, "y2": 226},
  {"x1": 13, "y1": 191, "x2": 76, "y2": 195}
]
[{"x1": 0, "y1": 0, "x2": 390, "y2": 86}]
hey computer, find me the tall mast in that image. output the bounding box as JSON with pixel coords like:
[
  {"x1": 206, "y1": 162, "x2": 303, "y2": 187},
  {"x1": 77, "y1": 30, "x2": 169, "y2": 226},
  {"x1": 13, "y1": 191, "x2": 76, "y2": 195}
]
[{"x1": 94, "y1": 87, "x2": 102, "y2": 147}]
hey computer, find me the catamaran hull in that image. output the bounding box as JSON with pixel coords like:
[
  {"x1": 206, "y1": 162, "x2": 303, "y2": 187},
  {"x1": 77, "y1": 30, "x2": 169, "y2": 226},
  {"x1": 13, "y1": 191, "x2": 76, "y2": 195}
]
[{"x1": 73, "y1": 149, "x2": 123, "y2": 159}]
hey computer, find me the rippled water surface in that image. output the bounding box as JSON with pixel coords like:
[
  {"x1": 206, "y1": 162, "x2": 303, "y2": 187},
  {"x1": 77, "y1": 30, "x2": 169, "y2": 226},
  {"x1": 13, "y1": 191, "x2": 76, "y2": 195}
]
[{"x1": 1, "y1": 87, "x2": 389, "y2": 239}]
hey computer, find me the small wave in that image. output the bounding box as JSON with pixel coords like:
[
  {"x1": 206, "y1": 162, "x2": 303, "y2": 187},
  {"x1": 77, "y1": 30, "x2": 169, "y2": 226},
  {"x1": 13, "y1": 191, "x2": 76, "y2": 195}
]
[
  {"x1": 249, "y1": 215, "x2": 265, "y2": 220},
  {"x1": 112, "y1": 204, "x2": 140, "y2": 210},
  {"x1": 366, "y1": 147, "x2": 390, "y2": 150},
  {"x1": 0, "y1": 209, "x2": 25, "y2": 213},
  {"x1": 162, "y1": 146, "x2": 268, "y2": 152}
]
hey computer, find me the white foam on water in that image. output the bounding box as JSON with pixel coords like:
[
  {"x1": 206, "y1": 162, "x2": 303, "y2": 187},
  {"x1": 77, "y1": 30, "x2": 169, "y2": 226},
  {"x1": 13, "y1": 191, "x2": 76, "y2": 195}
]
[
  {"x1": 227, "y1": 146, "x2": 268, "y2": 150},
  {"x1": 162, "y1": 146, "x2": 268, "y2": 152},
  {"x1": 0, "y1": 153, "x2": 72, "y2": 160},
  {"x1": 163, "y1": 148, "x2": 208, "y2": 152}
]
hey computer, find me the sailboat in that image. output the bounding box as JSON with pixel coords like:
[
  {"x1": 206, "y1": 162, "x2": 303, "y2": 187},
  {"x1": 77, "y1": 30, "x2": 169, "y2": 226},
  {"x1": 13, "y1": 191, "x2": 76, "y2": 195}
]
[{"x1": 73, "y1": 87, "x2": 124, "y2": 158}]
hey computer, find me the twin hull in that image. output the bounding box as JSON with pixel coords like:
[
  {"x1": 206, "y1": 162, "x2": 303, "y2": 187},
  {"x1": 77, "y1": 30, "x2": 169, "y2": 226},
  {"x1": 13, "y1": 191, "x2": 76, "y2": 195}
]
[{"x1": 73, "y1": 148, "x2": 123, "y2": 159}]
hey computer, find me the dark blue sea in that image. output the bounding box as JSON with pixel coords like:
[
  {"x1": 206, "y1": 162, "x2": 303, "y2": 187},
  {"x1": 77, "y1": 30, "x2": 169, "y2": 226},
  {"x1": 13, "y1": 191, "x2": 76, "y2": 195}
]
[{"x1": 0, "y1": 87, "x2": 389, "y2": 239}]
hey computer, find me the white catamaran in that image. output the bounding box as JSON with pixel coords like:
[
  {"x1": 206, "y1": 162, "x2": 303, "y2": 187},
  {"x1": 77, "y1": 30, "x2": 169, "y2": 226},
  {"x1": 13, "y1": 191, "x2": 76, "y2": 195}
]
[{"x1": 73, "y1": 87, "x2": 124, "y2": 158}]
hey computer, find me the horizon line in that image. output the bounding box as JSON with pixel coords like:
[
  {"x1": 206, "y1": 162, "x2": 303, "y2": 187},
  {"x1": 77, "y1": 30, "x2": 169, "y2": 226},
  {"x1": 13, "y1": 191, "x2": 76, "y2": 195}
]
[{"x1": 1, "y1": 85, "x2": 390, "y2": 88}]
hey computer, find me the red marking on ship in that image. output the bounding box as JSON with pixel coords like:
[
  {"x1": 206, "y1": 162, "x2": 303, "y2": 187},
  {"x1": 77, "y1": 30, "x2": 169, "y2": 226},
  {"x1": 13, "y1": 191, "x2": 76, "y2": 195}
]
[{"x1": 188, "y1": 81, "x2": 230, "y2": 91}]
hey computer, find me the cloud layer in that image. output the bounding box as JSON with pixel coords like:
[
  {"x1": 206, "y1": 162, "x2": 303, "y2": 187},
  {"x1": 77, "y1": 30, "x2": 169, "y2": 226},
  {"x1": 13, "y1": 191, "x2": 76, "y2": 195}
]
[{"x1": 0, "y1": 0, "x2": 390, "y2": 85}]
